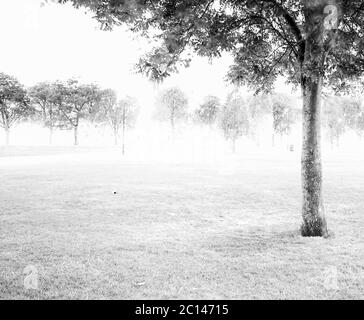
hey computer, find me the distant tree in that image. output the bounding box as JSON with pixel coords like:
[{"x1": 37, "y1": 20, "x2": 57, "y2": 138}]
[
  {"x1": 195, "y1": 95, "x2": 220, "y2": 126},
  {"x1": 118, "y1": 97, "x2": 139, "y2": 156},
  {"x1": 55, "y1": 79, "x2": 101, "y2": 145},
  {"x1": 0, "y1": 73, "x2": 31, "y2": 145},
  {"x1": 98, "y1": 90, "x2": 139, "y2": 154},
  {"x1": 323, "y1": 97, "x2": 346, "y2": 147},
  {"x1": 220, "y1": 92, "x2": 249, "y2": 153},
  {"x1": 246, "y1": 94, "x2": 273, "y2": 146},
  {"x1": 155, "y1": 87, "x2": 188, "y2": 134},
  {"x1": 343, "y1": 96, "x2": 364, "y2": 138},
  {"x1": 97, "y1": 89, "x2": 118, "y2": 143},
  {"x1": 272, "y1": 98, "x2": 296, "y2": 147},
  {"x1": 28, "y1": 82, "x2": 58, "y2": 144}
]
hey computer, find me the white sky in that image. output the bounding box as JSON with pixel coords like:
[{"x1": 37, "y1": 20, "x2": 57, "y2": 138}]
[
  {"x1": 0, "y1": 0, "x2": 295, "y2": 111},
  {"x1": 0, "y1": 0, "x2": 240, "y2": 108}
]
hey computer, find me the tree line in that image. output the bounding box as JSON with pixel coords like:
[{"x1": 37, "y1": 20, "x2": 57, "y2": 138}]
[
  {"x1": 157, "y1": 87, "x2": 364, "y2": 152},
  {"x1": 0, "y1": 73, "x2": 139, "y2": 154},
  {"x1": 323, "y1": 95, "x2": 364, "y2": 147},
  {"x1": 2, "y1": 72, "x2": 363, "y2": 154}
]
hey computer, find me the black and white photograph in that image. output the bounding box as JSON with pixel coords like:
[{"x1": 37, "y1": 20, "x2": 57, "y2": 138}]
[{"x1": 0, "y1": 0, "x2": 363, "y2": 303}]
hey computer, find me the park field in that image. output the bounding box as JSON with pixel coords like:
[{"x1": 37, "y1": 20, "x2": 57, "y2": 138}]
[{"x1": 0, "y1": 146, "x2": 363, "y2": 299}]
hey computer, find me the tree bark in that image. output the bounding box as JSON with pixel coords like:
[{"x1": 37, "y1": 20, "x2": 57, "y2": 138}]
[
  {"x1": 300, "y1": 0, "x2": 331, "y2": 237},
  {"x1": 74, "y1": 125, "x2": 79, "y2": 146},
  {"x1": 301, "y1": 78, "x2": 328, "y2": 237}
]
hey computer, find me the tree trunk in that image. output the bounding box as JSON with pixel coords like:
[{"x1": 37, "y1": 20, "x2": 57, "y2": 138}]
[
  {"x1": 170, "y1": 115, "x2": 175, "y2": 140},
  {"x1": 74, "y1": 125, "x2": 79, "y2": 146},
  {"x1": 300, "y1": 0, "x2": 331, "y2": 237},
  {"x1": 272, "y1": 133, "x2": 275, "y2": 147},
  {"x1": 301, "y1": 78, "x2": 328, "y2": 237},
  {"x1": 49, "y1": 110, "x2": 53, "y2": 145},
  {"x1": 49, "y1": 126, "x2": 53, "y2": 145},
  {"x1": 330, "y1": 135, "x2": 334, "y2": 149},
  {"x1": 121, "y1": 107, "x2": 126, "y2": 156},
  {"x1": 122, "y1": 123, "x2": 125, "y2": 156},
  {"x1": 4, "y1": 126, "x2": 10, "y2": 146},
  {"x1": 114, "y1": 128, "x2": 118, "y2": 146}
]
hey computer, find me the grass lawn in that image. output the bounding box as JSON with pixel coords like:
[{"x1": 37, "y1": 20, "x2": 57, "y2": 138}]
[{"x1": 0, "y1": 147, "x2": 363, "y2": 299}]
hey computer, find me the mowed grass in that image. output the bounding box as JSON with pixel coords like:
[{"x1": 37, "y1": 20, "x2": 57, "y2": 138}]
[{"x1": 0, "y1": 147, "x2": 363, "y2": 299}]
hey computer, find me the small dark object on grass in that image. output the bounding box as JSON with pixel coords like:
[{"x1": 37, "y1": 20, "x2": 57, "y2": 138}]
[{"x1": 113, "y1": 191, "x2": 117, "y2": 195}]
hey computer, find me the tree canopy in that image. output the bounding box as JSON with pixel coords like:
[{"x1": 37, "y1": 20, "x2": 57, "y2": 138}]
[
  {"x1": 220, "y1": 91, "x2": 249, "y2": 152},
  {"x1": 195, "y1": 95, "x2": 220, "y2": 125},
  {"x1": 272, "y1": 95, "x2": 297, "y2": 137},
  {"x1": 59, "y1": 0, "x2": 364, "y2": 90},
  {"x1": 0, "y1": 73, "x2": 31, "y2": 144},
  {"x1": 55, "y1": 80, "x2": 100, "y2": 127},
  {"x1": 98, "y1": 90, "x2": 139, "y2": 147},
  {"x1": 155, "y1": 87, "x2": 188, "y2": 130},
  {"x1": 50, "y1": 79, "x2": 101, "y2": 145},
  {"x1": 29, "y1": 82, "x2": 59, "y2": 122}
]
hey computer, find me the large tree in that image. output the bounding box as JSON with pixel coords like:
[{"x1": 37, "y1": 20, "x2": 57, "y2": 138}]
[
  {"x1": 60, "y1": 0, "x2": 364, "y2": 237},
  {"x1": 0, "y1": 73, "x2": 31, "y2": 145}
]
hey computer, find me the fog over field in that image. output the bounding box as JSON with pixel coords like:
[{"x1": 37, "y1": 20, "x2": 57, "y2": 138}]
[{"x1": 0, "y1": 0, "x2": 363, "y2": 302}]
